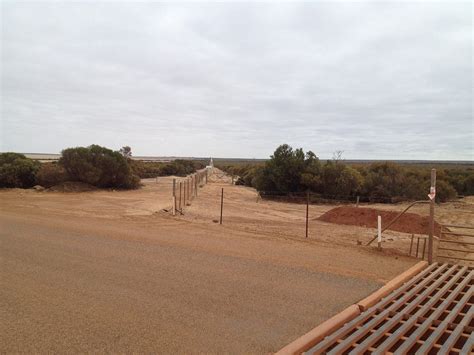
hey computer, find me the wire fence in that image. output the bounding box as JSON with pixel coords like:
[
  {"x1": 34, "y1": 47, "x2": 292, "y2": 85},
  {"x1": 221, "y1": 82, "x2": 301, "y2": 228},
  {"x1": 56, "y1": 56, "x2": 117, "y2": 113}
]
[
  {"x1": 257, "y1": 190, "x2": 406, "y2": 205},
  {"x1": 171, "y1": 168, "x2": 210, "y2": 215}
]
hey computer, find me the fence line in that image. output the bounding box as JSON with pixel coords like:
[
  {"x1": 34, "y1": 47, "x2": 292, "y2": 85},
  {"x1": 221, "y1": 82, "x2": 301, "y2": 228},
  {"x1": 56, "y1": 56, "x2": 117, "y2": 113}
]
[{"x1": 172, "y1": 168, "x2": 210, "y2": 215}]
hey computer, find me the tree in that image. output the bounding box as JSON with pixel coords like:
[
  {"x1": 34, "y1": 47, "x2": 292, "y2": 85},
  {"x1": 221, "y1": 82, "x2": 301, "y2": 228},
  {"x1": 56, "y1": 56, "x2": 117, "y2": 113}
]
[
  {"x1": 60, "y1": 145, "x2": 140, "y2": 189},
  {"x1": 119, "y1": 146, "x2": 132, "y2": 158},
  {"x1": 0, "y1": 153, "x2": 40, "y2": 188}
]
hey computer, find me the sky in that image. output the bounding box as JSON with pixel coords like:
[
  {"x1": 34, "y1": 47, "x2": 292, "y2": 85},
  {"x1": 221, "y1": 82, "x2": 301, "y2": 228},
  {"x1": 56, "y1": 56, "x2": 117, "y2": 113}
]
[{"x1": 1, "y1": 1, "x2": 472, "y2": 160}]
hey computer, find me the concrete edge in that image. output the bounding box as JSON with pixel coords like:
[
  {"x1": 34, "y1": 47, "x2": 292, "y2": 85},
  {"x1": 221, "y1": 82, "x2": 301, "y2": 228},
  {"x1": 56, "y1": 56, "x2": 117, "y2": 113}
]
[
  {"x1": 357, "y1": 261, "x2": 428, "y2": 312},
  {"x1": 275, "y1": 304, "x2": 360, "y2": 355},
  {"x1": 275, "y1": 261, "x2": 429, "y2": 355}
]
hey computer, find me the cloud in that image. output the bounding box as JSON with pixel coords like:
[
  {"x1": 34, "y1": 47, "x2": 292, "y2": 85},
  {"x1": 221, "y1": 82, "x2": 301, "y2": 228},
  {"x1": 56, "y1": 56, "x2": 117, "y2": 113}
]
[{"x1": 1, "y1": 1, "x2": 472, "y2": 160}]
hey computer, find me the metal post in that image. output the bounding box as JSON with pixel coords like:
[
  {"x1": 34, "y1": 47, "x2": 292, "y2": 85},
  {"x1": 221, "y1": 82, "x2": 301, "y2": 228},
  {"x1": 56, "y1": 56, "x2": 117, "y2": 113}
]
[
  {"x1": 172, "y1": 178, "x2": 176, "y2": 216},
  {"x1": 206, "y1": 170, "x2": 208, "y2": 184},
  {"x1": 428, "y1": 169, "x2": 436, "y2": 264},
  {"x1": 306, "y1": 191, "x2": 309, "y2": 238},
  {"x1": 377, "y1": 215, "x2": 382, "y2": 249},
  {"x1": 179, "y1": 182, "x2": 182, "y2": 212},
  {"x1": 219, "y1": 188, "x2": 224, "y2": 225},
  {"x1": 416, "y1": 237, "x2": 420, "y2": 258},
  {"x1": 409, "y1": 234, "x2": 414, "y2": 256}
]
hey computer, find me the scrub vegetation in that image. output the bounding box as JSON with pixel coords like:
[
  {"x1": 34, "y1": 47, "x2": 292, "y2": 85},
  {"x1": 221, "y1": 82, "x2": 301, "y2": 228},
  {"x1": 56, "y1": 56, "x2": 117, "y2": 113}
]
[{"x1": 218, "y1": 144, "x2": 473, "y2": 203}]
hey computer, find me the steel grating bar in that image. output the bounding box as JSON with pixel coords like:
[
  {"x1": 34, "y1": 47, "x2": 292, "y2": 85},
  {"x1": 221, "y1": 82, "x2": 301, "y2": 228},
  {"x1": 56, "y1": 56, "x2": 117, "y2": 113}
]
[
  {"x1": 414, "y1": 279, "x2": 473, "y2": 354},
  {"x1": 303, "y1": 264, "x2": 474, "y2": 355},
  {"x1": 391, "y1": 269, "x2": 472, "y2": 354},
  {"x1": 327, "y1": 264, "x2": 453, "y2": 355},
  {"x1": 346, "y1": 265, "x2": 464, "y2": 355},
  {"x1": 460, "y1": 332, "x2": 474, "y2": 354},
  {"x1": 304, "y1": 263, "x2": 440, "y2": 354},
  {"x1": 439, "y1": 305, "x2": 473, "y2": 353},
  {"x1": 324, "y1": 264, "x2": 452, "y2": 355}
]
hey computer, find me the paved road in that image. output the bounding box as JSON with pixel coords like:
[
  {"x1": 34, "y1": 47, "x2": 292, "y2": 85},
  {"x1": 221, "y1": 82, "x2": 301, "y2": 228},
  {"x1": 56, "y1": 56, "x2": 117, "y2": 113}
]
[{"x1": 1, "y1": 212, "x2": 386, "y2": 353}]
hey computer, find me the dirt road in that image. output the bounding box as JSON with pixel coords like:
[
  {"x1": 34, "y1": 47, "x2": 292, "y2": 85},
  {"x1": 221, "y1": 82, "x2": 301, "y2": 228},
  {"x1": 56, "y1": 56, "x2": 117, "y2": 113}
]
[{"x1": 1, "y1": 174, "x2": 417, "y2": 353}]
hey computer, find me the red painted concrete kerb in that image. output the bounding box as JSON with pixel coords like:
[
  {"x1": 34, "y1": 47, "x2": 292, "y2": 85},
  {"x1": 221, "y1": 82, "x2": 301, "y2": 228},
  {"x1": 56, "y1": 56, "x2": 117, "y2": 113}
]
[{"x1": 275, "y1": 261, "x2": 428, "y2": 355}]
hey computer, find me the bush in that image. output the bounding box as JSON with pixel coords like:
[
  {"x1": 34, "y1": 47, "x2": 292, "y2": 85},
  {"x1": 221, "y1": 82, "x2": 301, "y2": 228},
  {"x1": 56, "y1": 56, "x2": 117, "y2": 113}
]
[
  {"x1": 218, "y1": 144, "x2": 469, "y2": 203},
  {"x1": 130, "y1": 159, "x2": 205, "y2": 178},
  {"x1": 59, "y1": 145, "x2": 140, "y2": 189},
  {"x1": 0, "y1": 153, "x2": 40, "y2": 188},
  {"x1": 433, "y1": 179, "x2": 457, "y2": 202},
  {"x1": 36, "y1": 162, "x2": 69, "y2": 188}
]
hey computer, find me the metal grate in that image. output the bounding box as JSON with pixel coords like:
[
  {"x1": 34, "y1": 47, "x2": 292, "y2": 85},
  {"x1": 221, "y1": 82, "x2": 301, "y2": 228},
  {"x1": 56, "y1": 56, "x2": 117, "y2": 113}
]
[{"x1": 305, "y1": 263, "x2": 473, "y2": 354}]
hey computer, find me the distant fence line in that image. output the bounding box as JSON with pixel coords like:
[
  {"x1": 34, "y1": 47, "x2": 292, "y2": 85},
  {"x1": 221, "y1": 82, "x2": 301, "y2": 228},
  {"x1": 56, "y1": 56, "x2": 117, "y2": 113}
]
[
  {"x1": 171, "y1": 168, "x2": 211, "y2": 215},
  {"x1": 257, "y1": 191, "x2": 408, "y2": 204}
]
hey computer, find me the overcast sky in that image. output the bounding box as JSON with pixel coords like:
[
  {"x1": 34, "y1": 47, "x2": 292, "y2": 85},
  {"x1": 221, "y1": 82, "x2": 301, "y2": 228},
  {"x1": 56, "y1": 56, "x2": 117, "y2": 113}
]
[{"x1": 1, "y1": 1, "x2": 472, "y2": 160}]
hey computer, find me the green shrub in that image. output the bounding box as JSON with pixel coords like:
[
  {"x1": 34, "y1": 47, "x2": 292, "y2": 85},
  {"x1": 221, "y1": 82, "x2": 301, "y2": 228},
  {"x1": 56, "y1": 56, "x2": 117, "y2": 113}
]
[
  {"x1": 0, "y1": 153, "x2": 40, "y2": 188},
  {"x1": 59, "y1": 145, "x2": 140, "y2": 189},
  {"x1": 36, "y1": 162, "x2": 69, "y2": 188}
]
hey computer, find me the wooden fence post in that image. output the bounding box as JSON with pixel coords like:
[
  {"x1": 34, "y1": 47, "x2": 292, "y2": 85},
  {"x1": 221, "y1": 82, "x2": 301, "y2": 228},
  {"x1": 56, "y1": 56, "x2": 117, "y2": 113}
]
[
  {"x1": 377, "y1": 215, "x2": 382, "y2": 249},
  {"x1": 183, "y1": 179, "x2": 186, "y2": 206},
  {"x1": 428, "y1": 169, "x2": 436, "y2": 264},
  {"x1": 195, "y1": 174, "x2": 198, "y2": 197},
  {"x1": 422, "y1": 238, "x2": 427, "y2": 260},
  {"x1": 356, "y1": 196, "x2": 360, "y2": 208},
  {"x1": 179, "y1": 182, "x2": 182, "y2": 212}
]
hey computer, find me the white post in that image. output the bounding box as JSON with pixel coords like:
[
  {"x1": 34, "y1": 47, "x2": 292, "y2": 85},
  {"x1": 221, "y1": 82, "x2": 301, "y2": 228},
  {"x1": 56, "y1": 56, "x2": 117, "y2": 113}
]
[{"x1": 377, "y1": 215, "x2": 382, "y2": 249}]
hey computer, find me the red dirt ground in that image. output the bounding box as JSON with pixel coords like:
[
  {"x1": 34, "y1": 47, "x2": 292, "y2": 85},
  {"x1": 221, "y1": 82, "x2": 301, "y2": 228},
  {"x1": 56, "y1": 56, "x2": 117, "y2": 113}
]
[{"x1": 318, "y1": 206, "x2": 441, "y2": 237}]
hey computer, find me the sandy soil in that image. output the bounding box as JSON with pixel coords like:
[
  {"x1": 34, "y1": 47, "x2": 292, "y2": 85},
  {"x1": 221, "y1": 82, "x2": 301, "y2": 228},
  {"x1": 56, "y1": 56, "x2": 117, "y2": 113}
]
[{"x1": 1, "y1": 170, "x2": 459, "y2": 353}]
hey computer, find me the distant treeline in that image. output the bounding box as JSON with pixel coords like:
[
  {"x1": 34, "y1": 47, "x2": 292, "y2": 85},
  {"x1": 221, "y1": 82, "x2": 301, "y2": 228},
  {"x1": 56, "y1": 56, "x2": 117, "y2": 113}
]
[
  {"x1": 0, "y1": 145, "x2": 204, "y2": 190},
  {"x1": 218, "y1": 144, "x2": 473, "y2": 203}
]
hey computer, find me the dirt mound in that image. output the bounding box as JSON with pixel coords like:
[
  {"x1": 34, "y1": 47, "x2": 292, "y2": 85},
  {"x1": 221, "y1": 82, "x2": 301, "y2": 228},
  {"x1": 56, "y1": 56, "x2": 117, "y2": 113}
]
[
  {"x1": 48, "y1": 181, "x2": 98, "y2": 193},
  {"x1": 318, "y1": 206, "x2": 441, "y2": 237}
]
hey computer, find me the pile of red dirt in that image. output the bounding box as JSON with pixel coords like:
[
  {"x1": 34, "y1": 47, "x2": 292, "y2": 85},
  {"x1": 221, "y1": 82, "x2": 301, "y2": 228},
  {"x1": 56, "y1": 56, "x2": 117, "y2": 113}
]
[{"x1": 318, "y1": 206, "x2": 441, "y2": 237}]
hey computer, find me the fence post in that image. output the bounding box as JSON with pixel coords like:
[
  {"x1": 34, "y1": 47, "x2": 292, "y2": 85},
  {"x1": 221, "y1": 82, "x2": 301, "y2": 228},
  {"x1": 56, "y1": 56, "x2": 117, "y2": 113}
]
[
  {"x1": 187, "y1": 178, "x2": 190, "y2": 204},
  {"x1": 428, "y1": 169, "x2": 436, "y2": 264},
  {"x1": 422, "y1": 238, "x2": 427, "y2": 260},
  {"x1": 195, "y1": 174, "x2": 198, "y2": 196},
  {"x1": 409, "y1": 234, "x2": 414, "y2": 256},
  {"x1": 356, "y1": 196, "x2": 360, "y2": 208},
  {"x1": 219, "y1": 188, "x2": 224, "y2": 225},
  {"x1": 172, "y1": 178, "x2": 176, "y2": 216},
  {"x1": 377, "y1": 215, "x2": 382, "y2": 249},
  {"x1": 183, "y1": 179, "x2": 187, "y2": 206},
  {"x1": 416, "y1": 237, "x2": 420, "y2": 258},
  {"x1": 206, "y1": 170, "x2": 208, "y2": 184},
  {"x1": 190, "y1": 176, "x2": 193, "y2": 199},
  {"x1": 179, "y1": 182, "x2": 182, "y2": 212},
  {"x1": 306, "y1": 190, "x2": 309, "y2": 238}
]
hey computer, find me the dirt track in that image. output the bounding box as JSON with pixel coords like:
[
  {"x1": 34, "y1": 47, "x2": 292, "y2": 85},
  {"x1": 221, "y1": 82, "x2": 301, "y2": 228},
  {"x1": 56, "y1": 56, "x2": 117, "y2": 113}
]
[{"x1": 0, "y1": 171, "x2": 435, "y2": 352}]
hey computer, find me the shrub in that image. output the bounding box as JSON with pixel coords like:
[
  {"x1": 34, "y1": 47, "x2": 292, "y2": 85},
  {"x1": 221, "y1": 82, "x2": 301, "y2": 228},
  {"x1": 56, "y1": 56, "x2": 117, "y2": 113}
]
[
  {"x1": 59, "y1": 145, "x2": 140, "y2": 189},
  {"x1": 36, "y1": 162, "x2": 69, "y2": 188},
  {"x1": 0, "y1": 153, "x2": 40, "y2": 188},
  {"x1": 433, "y1": 179, "x2": 457, "y2": 202}
]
